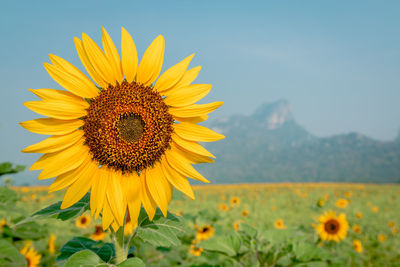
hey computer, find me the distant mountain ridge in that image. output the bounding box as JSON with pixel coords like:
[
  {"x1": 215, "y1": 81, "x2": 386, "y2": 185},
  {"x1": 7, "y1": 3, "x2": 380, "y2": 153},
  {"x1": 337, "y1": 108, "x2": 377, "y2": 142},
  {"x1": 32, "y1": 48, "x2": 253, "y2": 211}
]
[{"x1": 198, "y1": 100, "x2": 400, "y2": 184}]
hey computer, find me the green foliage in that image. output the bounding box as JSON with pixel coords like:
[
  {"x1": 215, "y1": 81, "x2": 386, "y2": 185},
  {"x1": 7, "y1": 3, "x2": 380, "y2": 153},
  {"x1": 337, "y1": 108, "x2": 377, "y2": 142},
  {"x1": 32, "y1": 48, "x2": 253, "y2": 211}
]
[
  {"x1": 0, "y1": 162, "x2": 25, "y2": 177},
  {"x1": 0, "y1": 186, "x2": 18, "y2": 207},
  {"x1": 135, "y1": 208, "x2": 186, "y2": 247},
  {"x1": 117, "y1": 257, "x2": 145, "y2": 267},
  {"x1": 64, "y1": 250, "x2": 104, "y2": 267},
  {"x1": 0, "y1": 240, "x2": 27, "y2": 267},
  {"x1": 58, "y1": 237, "x2": 115, "y2": 262},
  {"x1": 32, "y1": 193, "x2": 90, "y2": 221},
  {"x1": 199, "y1": 231, "x2": 242, "y2": 256},
  {"x1": 2, "y1": 220, "x2": 47, "y2": 240}
]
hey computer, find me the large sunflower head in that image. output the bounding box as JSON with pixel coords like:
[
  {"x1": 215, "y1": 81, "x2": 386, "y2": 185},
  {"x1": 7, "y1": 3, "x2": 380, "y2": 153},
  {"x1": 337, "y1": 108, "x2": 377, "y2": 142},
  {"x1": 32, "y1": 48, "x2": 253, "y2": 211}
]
[
  {"x1": 20, "y1": 27, "x2": 224, "y2": 231},
  {"x1": 315, "y1": 210, "x2": 349, "y2": 242}
]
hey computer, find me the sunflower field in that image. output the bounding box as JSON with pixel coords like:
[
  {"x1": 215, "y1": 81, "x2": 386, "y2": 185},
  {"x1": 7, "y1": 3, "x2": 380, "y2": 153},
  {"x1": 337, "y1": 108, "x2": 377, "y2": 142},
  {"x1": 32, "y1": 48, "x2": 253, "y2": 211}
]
[{"x1": 0, "y1": 182, "x2": 399, "y2": 266}]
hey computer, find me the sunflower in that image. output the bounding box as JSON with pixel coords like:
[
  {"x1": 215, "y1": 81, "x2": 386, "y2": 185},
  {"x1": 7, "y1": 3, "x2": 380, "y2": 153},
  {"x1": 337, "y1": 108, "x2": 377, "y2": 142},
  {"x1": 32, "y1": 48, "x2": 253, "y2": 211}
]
[
  {"x1": 274, "y1": 219, "x2": 286, "y2": 229},
  {"x1": 0, "y1": 219, "x2": 6, "y2": 228},
  {"x1": 124, "y1": 210, "x2": 136, "y2": 236},
  {"x1": 335, "y1": 199, "x2": 349, "y2": 209},
  {"x1": 241, "y1": 209, "x2": 249, "y2": 217},
  {"x1": 189, "y1": 245, "x2": 203, "y2": 257},
  {"x1": 218, "y1": 203, "x2": 229, "y2": 211},
  {"x1": 90, "y1": 225, "x2": 107, "y2": 241},
  {"x1": 230, "y1": 197, "x2": 240, "y2": 207},
  {"x1": 378, "y1": 234, "x2": 386, "y2": 243},
  {"x1": 353, "y1": 239, "x2": 363, "y2": 253},
  {"x1": 75, "y1": 214, "x2": 91, "y2": 228},
  {"x1": 352, "y1": 224, "x2": 361, "y2": 234},
  {"x1": 48, "y1": 234, "x2": 56, "y2": 254},
  {"x1": 315, "y1": 210, "x2": 349, "y2": 242},
  {"x1": 392, "y1": 227, "x2": 399, "y2": 235},
  {"x1": 233, "y1": 221, "x2": 240, "y2": 231},
  {"x1": 20, "y1": 242, "x2": 41, "y2": 267},
  {"x1": 372, "y1": 206, "x2": 379, "y2": 213},
  {"x1": 355, "y1": 212, "x2": 363, "y2": 219},
  {"x1": 20, "y1": 27, "x2": 224, "y2": 230},
  {"x1": 388, "y1": 221, "x2": 395, "y2": 228},
  {"x1": 195, "y1": 225, "x2": 215, "y2": 241}
]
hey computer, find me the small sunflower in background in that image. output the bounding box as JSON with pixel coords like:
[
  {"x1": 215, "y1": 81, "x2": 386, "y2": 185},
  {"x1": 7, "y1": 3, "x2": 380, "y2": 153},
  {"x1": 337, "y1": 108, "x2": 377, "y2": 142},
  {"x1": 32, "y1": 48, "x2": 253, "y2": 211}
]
[
  {"x1": 315, "y1": 210, "x2": 349, "y2": 242},
  {"x1": 371, "y1": 205, "x2": 379, "y2": 213},
  {"x1": 90, "y1": 225, "x2": 107, "y2": 241},
  {"x1": 233, "y1": 221, "x2": 240, "y2": 231},
  {"x1": 124, "y1": 212, "x2": 136, "y2": 236},
  {"x1": 0, "y1": 219, "x2": 6, "y2": 228},
  {"x1": 20, "y1": 242, "x2": 41, "y2": 267},
  {"x1": 20, "y1": 27, "x2": 224, "y2": 230},
  {"x1": 241, "y1": 209, "x2": 249, "y2": 217},
  {"x1": 378, "y1": 234, "x2": 386, "y2": 243},
  {"x1": 352, "y1": 224, "x2": 361, "y2": 234},
  {"x1": 388, "y1": 221, "x2": 395, "y2": 228},
  {"x1": 230, "y1": 197, "x2": 241, "y2": 207},
  {"x1": 218, "y1": 203, "x2": 229, "y2": 211},
  {"x1": 48, "y1": 234, "x2": 56, "y2": 254},
  {"x1": 355, "y1": 212, "x2": 363, "y2": 219},
  {"x1": 335, "y1": 199, "x2": 349, "y2": 209},
  {"x1": 189, "y1": 245, "x2": 203, "y2": 257},
  {"x1": 195, "y1": 225, "x2": 215, "y2": 241},
  {"x1": 75, "y1": 214, "x2": 91, "y2": 229},
  {"x1": 392, "y1": 227, "x2": 398, "y2": 235},
  {"x1": 274, "y1": 219, "x2": 286, "y2": 229},
  {"x1": 353, "y1": 239, "x2": 363, "y2": 253}
]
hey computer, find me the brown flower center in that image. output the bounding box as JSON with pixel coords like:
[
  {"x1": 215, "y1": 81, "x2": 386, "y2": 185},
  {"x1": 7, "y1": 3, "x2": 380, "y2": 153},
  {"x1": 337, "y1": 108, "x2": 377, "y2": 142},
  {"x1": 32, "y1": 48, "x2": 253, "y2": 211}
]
[
  {"x1": 80, "y1": 217, "x2": 87, "y2": 224},
  {"x1": 324, "y1": 219, "x2": 340, "y2": 234},
  {"x1": 83, "y1": 81, "x2": 174, "y2": 173}
]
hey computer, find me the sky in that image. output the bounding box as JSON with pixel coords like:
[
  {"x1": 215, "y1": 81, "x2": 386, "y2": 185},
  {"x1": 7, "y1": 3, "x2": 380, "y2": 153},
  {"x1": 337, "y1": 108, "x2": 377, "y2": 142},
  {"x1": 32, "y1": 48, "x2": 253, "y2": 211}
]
[{"x1": 1, "y1": 0, "x2": 400, "y2": 181}]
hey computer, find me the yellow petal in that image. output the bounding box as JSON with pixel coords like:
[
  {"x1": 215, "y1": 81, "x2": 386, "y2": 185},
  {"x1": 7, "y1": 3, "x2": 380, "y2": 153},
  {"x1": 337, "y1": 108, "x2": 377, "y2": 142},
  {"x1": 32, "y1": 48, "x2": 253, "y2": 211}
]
[
  {"x1": 121, "y1": 27, "x2": 139, "y2": 83},
  {"x1": 31, "y1": 140, "x2": 89, "y2": 180},
  {"x1": 174, "y1": 66, "x2": 201, "y2": 88},
  {"x1": 136, "y1": 35, "x2": 165, "y2": 86},
  {"x1": 174, "y1": 115, "x2": 208, "y2": 124},
  {"x1": 172, "y1": 142, "x2": 214, "y2": 164},
  {"x1": 20, "y1": 118, "x2": 83, "y2": 135},
  {"x1": 164, "y1": 84, "x2": 212, "y2": 107},
  {"x1": 102, "y1": 27, "x2": 123, "y2": 83},
  {"x1": 22, "y1": 130, "x2": 84, "y2": 154},
  {"x1": 48, "y1": 54, "x2": 99, "y2": 98},
  {"x1": 24, "y1": 100, "x2": 87, "y2": 120},
  {"x1": 169, "y1": 101, "x2": 223, "y2": 118},
  {"x1": 125, "y1": 172, "x2": 141, "y2": 227},
  {"x1": 171, "y1": 133, "x2": 215, "y2": 158},
  {"x1": 44, "y1": 63, "x2": 97, "y2": 99},
  {"x1": 154, "y1": 54, "x2": 194, "y2": 93},
  {"x1": 29, "y1": 89, "x2": 89, "y2": 106},
  {"x1": 82, "y1": 33, "x2": 115, "y2": 86},
  {"x1": 107, "y1": 171, "x2": 125, "y2": 226},
  {"x1": 141, "y1": 170, "x2": 157, "y2": 220},
  {"x1": 91, "y1": 167, "x2": 110, "y2": 219},
  {"x1": 102, "y1": 197, "x2": 114, "y2": 230},
  {"x1": 60, "y1": 158, "x2": 97, "y2": 209},
  {"x1": 74, "y1": 37, "x2": 108, "y2": 88},
  {"x1": 49, "y1": 154, "x2": 94, "y2": 192},
  {"x1": 161, "y1": 159, "x2": 194, "y2": 199},
  {"x1": 174, "y1": 123, "x2": 225, "y2": 142},
  {"x1": 164, "y1": 148, "x2": 209, "y2": 183},
  {"x1": 145, "y1": 163, "x2": 172, "y2": 217}
]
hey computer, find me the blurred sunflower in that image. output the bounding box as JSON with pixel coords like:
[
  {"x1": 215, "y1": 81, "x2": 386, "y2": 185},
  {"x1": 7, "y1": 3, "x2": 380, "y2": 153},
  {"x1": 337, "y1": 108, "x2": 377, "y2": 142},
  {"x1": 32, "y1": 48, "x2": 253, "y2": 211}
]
[
  {"x1": 355, "y1": 212, "x2": 363, "y2": 219},
  {"x1": 392, "y1": 227, "x2": 399, "y2": 235},
  {"x1": 317, "y1": 198, "x2": 325, "y2": 207},
  {"x1": 48, "y1": 234, "x2": 56, "y2": 254},
  {"x1": 378, "y1": 234, "x2": 386, "y2": 242},
  {"x1": 91, "y1": 225, "x2": 107, "y2": 241},
  {"x1": 352, "y1": 224, "x2": 361, "y2": 234},
  {"x1": 372, "y1": 206, "x2": 379, "y2": 213},
  {"x1": 353, "y1": 239, "x2": 363, "y2": 253},
  {"x1": 0, "y1": 219, "x2": 6, "y2": 228},
  {"x1": 315, "y1": 210, "x2": 349, "y2": 242},
  {"x1": 241, "y1": 209, "x2": 249, "y2": 217},
  {"x1": 335, "y1": 199, "x2": 349, "y2": 209},
  {"x1": 233, "y1": 221, "x2": 240, "y2": 231},
  {"x1": 230, "y1": 197, "x2": 240, "y2": 207},
  {"x1": 75, "y1": 214, "x2": 91, "y2": 228},
  {"x1": 124, "y1": 211, "x2": 136, "y2": 236},
  {"x1": 274, "y1": 219, "x2": 286, "y2": 229},
  {"x1": 218, "y1": 203, "x2": 229, "y2": 211},
  {"x1": 388, "y1": 221, "x2": 395, "y2": 228},
  {"x1": 20, "y1": 242, "x2": 41, "y2": 267},
  {"x1": 196, "y1": 225, "x2": 215, "y2": 241},
  {"x1": 189, "y1": 245, "x2": 203, "y2": 256},
  {"x1": 20, "y1": 27, "x2": 224, "y2": 230}
]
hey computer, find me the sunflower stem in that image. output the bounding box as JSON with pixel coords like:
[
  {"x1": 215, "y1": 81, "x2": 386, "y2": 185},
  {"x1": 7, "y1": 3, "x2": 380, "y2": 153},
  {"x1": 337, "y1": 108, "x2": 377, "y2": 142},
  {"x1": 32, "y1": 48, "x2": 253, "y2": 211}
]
[{"x1": 114, "y1": 227, "x2": 126, "y2": 264}]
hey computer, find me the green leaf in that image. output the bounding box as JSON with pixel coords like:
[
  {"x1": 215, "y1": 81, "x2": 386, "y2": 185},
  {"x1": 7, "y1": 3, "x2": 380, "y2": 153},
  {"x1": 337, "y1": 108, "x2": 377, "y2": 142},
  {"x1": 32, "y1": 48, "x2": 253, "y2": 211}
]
[
  {"x1": 293, "y1": 243, "x2": 330, "y2": 262},
  {"x1": 3, "y1": 221, "x2": 47, "y2": 240},
  {"x1": 135, "y1": 208, "x2": 185, "y2": 247},
  {"x1": 58, "y1": 237, "x2": 115, "y2": 263},
  {"x1": 0, "y1": 186, "x2": 18, "y2": 206},
  {"x1": 64, "y1": 250, "x2": 104, "y2": 267},
  {"x1": 0, "y1": 162, "x2": 25, "y2": 176},
  {"x1": 239, "y1": 223, "x2": 258, "y2": 238},
  {"x1": 32, "y1": 193, "x2": 90, "y2": 221},
  {"x1": 199, "y1": 231, "x2": 242, "y2": 257},
  {"x1": 117, "y1": 257, "x2": 145, "y2": 267},
  {"x1": 0, "y1": 240, "x2": 27, "y2": 267}
]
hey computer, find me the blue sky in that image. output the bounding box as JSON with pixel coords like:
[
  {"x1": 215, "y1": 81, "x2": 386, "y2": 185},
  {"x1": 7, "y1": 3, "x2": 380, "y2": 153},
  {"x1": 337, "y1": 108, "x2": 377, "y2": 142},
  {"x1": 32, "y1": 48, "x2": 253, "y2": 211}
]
[{"x1": 1, "y1": 1, "x2": 400, "y2": 181}]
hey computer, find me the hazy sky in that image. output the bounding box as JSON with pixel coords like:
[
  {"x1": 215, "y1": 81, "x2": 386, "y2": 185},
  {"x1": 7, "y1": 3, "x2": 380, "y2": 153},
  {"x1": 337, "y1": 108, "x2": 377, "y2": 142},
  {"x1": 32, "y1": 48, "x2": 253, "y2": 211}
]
[{"x1": 1, "y1": 1, "x2": 400, "y2": 175}]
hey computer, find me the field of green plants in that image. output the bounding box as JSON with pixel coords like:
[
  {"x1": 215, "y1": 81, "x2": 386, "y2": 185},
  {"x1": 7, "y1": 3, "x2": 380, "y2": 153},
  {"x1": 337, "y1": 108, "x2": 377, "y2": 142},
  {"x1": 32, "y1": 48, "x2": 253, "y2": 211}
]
[{"x1": 0, "y1": 183, "x2": 399, "y2": 266}]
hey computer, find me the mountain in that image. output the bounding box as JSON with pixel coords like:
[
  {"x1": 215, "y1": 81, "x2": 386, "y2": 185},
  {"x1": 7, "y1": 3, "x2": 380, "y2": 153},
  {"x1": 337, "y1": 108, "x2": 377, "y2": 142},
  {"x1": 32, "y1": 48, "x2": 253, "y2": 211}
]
[{"x1": 198, "y1": 100, "x2": 400, "y2": 184}]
